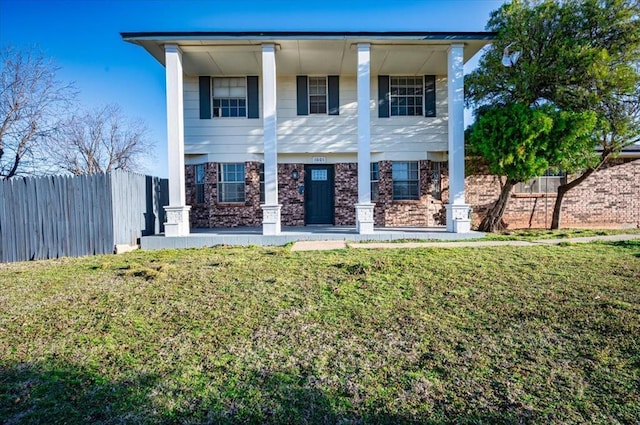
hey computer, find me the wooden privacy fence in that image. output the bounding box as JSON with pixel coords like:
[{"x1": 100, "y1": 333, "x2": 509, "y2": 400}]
[{"x1": 0, "y1": 171, "x2": 168, "y2": 262}]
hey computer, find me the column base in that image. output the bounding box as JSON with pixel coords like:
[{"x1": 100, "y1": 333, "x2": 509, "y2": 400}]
[
  {"x1": 164, "y1": 205, "x2": 191, "y2": 237},
  {"x1": 446, "y1": 204, "x2": 471, "y2": 233},
  {"x1": 355, "y1": 203, "x2": 375, "y2": 235},
  {"x1": 261, "y1": 204, "x2": 282, "y2": 235}
]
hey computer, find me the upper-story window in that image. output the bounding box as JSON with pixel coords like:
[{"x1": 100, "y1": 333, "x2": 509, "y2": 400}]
[
  {"x1": 390, "y1": 77, "x2": 423, "y2": 116},
  {"x1": 308, "y1": 77, "x2": 327, "y2": 114},
  {"x1": 213, "y1": 77, "x2": 246, "y2": 117},
  {"x1": 296, "y1": 75, "x2": 339, "y2": 116}
]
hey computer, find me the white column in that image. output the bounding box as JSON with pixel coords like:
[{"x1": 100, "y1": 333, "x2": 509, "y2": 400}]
[
  {"x1": 261, "y1": 43, "x2": 281, "y2": 235},
  {"x1": 355, "y1": 43, "x2": 374, "y2": 234},
  {"x1": 163, "y1": 44, "x2": 191, "y2": 236},
  {"x1": 446, "y1": 43, "x2": 471, "y2": 233}
]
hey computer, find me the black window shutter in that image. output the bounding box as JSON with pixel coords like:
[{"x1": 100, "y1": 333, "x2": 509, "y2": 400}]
[
  {"x1": 296, "y1": 75, "x2": 308, "y2": 115},
  {"x1": 424, "y1": 75, "x2": 436, "y2": 117},
  {"x1": 328, "y1": 75, "x2": 339, "y2": 115},
  {"x1": 199, "y1": 76, "x2": 211, "y2": 119},
  {"x1": 378, "y1": 75, "x2": 390, "y2": 118},
  {"x1": 247, "y1": 76, "x2": 259, "y2": 119}
]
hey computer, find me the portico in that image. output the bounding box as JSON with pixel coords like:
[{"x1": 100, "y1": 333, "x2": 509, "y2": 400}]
[{"x1": 123, "y1": 32, "x2": 493, "y2": 236}]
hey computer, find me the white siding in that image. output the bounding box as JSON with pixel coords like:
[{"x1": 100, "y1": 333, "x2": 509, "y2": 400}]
[
  {"x1": 183, "y1": 75, "x2": 448, "y2": 162},
  {"x1": 183, "y1": 76, "x2": 263, "y2": 162}
]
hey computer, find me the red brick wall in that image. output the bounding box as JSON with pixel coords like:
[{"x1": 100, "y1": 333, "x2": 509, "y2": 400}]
[
  {"x1": 186, "y1": 162, "x2": 262, "y2": 228},
  {"x1": 186, "y1": 160, "x2": 448, "y2": 228},
  {"x1": 466, "y1": 159, "x2": 640, "y2": 229},
  {"x1": 334, "y1": 163, "x2": 358, "y2": 225},
  {"x1": 186, "y1": 158, "x2": 640, "y2": 229},
  {"x1": 279, "y1": 163, "x2": 305, "y2": 226},
  {"x1": 374, "y1": 160, "x2": 445, "y2": 227}
]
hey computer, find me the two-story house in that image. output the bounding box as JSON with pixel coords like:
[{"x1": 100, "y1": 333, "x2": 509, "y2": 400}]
[{"x1": 122, "y1": 31, "x2": 494, "y2": 236}]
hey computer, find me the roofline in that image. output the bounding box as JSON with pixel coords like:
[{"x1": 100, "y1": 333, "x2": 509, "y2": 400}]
[{"x1": 120, "y1": 31, "x2": 496, "y2": 41}]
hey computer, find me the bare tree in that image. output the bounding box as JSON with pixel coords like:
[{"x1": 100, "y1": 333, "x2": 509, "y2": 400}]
[
  {"x1": 0, "y1": 46, "x2": 76, "y2": 179},
  {"x1": 48, "y1": 103, "x2": 154, "y2": 175}
]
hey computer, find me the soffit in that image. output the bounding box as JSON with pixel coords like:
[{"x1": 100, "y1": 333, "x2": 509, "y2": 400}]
[{"x1": 127, "y1": 37, "x2": 491, "y2": 77}]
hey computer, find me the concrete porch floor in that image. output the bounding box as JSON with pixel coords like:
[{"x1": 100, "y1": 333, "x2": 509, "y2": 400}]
[{"x1": 140, "y1": 226, "x2": 485, "y2": 250}]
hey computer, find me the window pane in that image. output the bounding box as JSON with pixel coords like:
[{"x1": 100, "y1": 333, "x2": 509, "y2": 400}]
[
  {"x1": 392, "y1": 161, "x2": 419, "y2": 200},
  {"x1": 229, "y1": 86, "x2": 245, "y2": 97},
  {"x1": 390, "y1": 76, "x2": 423, "y2": 117},
  {"x1": 212, "y1": 78, "x2": 247, "y2": 118},
  {"x1": 311, "y1": 169, "x2": 328, "y2": 181},
  {"x1": 370, "y1": 162, "x2": 379, "y2": 180},
  {"x1": 218, "y1": 163, "x2": 246, "y2": 202}
]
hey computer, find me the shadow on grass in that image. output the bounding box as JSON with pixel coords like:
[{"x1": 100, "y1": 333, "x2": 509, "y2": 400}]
[
  {"x1": 1, "y1": 360, "x2": 538, "y2": 424},
  {"x1": 607, "y1": 239, "x2": 640, "y2": 257},
  {"x1": 0, "y1": 361, "x2": 161, "y2": 424}
]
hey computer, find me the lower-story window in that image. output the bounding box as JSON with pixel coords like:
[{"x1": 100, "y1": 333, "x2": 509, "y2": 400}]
[
  {"x1": 514, "y1": 169, "x2": 566, "y2": 194},
  {"x1": 371, "y1": 162, "x2": 380, "y2": 201},
  {"x1": 431, "y1": 161, "x2": 443, "y2": 200},
  {"x1": 259, "y1": 163, "x2": 265, "y2": 203},
  {"x1": 392, "y1": 161, "x2": 419, "y2": 200},
  {"x1": 195, "y1": 164, "x2": 205, "y2": 204},
  {"x1": 218, "y1": 163, "x2": 245, "y2": 203}
]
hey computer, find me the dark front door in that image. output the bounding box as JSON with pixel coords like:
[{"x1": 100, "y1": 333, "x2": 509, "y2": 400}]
[{"x1": 305, "y1": 165, "x2": 335, "y2": 225}]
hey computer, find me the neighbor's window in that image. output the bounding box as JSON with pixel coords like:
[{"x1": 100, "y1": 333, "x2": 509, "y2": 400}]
[
  {"x1": 514, "y1": 169, "x2": 566, "y2": 194},
  {"x1": 392, "y1": 161, "x2": 419, "y2": 200},
  {"x1": 308, "y1": 77, "x2": 327, "y2": 114},
  {"x1": 213, "y1": 77, "x2": 246, "y2": 117},
  {"x1": 371, "y1": 162, "x2": 380, "y2": 201},
  {"x1": 218, "y1": 163, "x2": 245, "y2": 203},
  {"x1": 390, "y1": 77, "x2": 423, "y2": 116},
  {"x1": 195, "y1": 164, "x2": 205, "y2": 204}
]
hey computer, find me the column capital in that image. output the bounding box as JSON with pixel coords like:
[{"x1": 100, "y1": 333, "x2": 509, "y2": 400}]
[
  {"x1": 164, "y1": 44, "x2": 182, "y2": 54},
  {"x1": 448, "y1": 43, "x2": 465, "y2": 52},
  {"x1": 357, "y1": 42, "x2": 371, "y2": 51},
  {"x1": 262, "y1": 43, "x2": 276, "y2": 52}
]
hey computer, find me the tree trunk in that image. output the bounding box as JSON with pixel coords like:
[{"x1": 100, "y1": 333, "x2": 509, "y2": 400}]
[
  {"x1": 478, "y1": 179, "x2": 515, "y2": 232},
  {"x1": 550, "y1": 167, "x2": 597, "y2": 230}
]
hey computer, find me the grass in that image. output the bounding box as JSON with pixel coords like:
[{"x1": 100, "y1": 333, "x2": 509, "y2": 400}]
[
  {"x1": 481, "y1": 228, "x2": 640, "y2": 241},
  {"x1": 1, "y1": 241, "x2": 639, "y2": 424},
  {"x1": 365, "y1": 228, "x2": 640, "y2": 244}
]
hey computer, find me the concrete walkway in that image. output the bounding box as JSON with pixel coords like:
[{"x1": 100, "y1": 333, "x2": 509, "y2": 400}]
[{"x1": 290, "y1": 233, "x2": 640, "y2": 251}]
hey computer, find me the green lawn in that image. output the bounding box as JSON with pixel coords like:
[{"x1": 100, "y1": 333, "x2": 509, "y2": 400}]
[{"x1": 1, "y1": 241, "x2": 639, "y2": 424}]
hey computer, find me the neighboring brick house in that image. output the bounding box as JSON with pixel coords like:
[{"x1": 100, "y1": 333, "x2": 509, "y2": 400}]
[
  {"x1": 467, "y1": 148, "x2": 640, "y2": 229},
  {"x1": 123, "y1": 31, "x2": 638, "y2": 235}
]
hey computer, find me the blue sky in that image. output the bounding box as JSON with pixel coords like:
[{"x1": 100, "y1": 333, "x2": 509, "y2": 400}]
[{"x1": 0, "y1": 0, "x2": 505, "y2": 177}]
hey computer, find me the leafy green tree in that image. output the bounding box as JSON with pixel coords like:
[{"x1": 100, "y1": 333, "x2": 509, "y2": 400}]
[
  {"x1": 467, "y1": 104, "x2": 596, "y2": 232},
  {"x1": 466, "y1": 0, "x2": 640, "y2": 230}
]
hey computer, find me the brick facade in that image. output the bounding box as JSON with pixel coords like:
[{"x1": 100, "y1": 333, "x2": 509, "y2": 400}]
[
  {"x1": 186, "y1": 162, "x2": 262, "y2": 228},
  {"x1": 185, "y1": 158, "x2": 639, "y2": 229},
  {"x1": 466, "y1": 158, "x2": 640, "y2": 229},
  {"x1": 373, "y1": 160, "x2": 445, "y2": 227}
]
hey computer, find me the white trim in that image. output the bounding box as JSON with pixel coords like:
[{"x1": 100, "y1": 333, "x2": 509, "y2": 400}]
[
  {"x1": 446, "y1": 43, "x2": 470, "y2": 233},
  {"x1": 357, "y1": 43, "x2": 373, "y2": 235},
  {"x1": 261, "y1": 43, "x2": 281, "y2": 235},
  {"x1": 164, "y1": 44, "x2": 190, "y2": 236}
]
